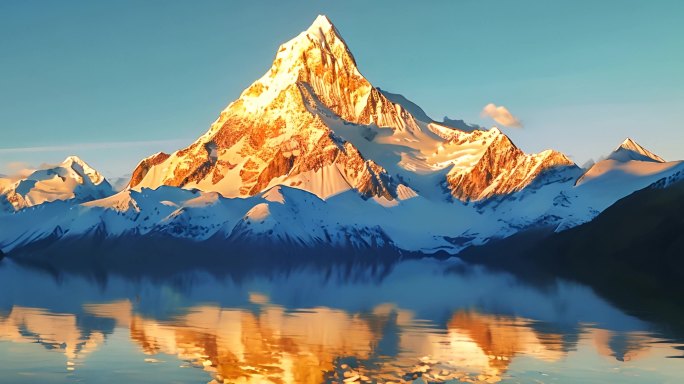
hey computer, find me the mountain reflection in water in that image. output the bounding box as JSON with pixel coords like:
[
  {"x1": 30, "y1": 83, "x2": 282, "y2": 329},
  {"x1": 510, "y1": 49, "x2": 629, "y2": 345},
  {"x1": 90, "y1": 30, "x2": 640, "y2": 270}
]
[{"x1": 0, "y1": 258, "x2": 682, "y2": 383}]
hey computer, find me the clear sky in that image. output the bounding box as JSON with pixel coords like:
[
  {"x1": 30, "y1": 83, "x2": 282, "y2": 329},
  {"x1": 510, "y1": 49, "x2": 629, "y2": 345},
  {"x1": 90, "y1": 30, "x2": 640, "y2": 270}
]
[{"x1": 1, "y1": 0, "x2": 683, "y2": 177}]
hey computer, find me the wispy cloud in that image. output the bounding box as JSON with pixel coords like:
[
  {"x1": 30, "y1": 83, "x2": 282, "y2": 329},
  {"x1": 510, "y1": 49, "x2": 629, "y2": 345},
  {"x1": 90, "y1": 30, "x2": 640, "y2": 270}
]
[
  {"x1": 6, "y1": 161, "x2": 33, "y2": 172},
  {"x1": 0, "y1": 139, "x2": 190, "y2": 154},
  {"x1": 3, "y1": 161, "x2": 35, "y2": 179},
  {"x1": 481, "y1": 103, "x2": 522, "y2": 128}
]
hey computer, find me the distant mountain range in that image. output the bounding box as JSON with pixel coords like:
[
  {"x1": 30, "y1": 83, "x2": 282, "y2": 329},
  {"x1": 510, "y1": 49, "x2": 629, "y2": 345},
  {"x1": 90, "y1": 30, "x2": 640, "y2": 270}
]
[
  {"x1": 1, "y1": 15, "x2": 683, "y2": 261},
  {"x1": 0, "y1": 156, "x2": 113, "y2": 212}
]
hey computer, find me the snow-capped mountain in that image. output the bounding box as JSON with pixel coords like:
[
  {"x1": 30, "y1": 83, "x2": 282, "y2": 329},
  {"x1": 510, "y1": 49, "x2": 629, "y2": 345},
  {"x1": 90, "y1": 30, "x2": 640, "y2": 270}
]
[
  {"x1": 1, "y1": 137, "x2": 677, "y2": 258},
  {"x1": 0, "y1": 185, "x2": 401, "y2": 257},
  {"x1": 128, "y1": 15, "x2": 571, "y2": 203},
  {"x1": 607, "y1": 138, "x2": 665, "y2": 163},
  {"x1": 576, "y1": 138, "x2": 681, "y2": 191},
  {"x1": 0, "y1": 16, "x2": 682, "y2": 259},
  {"x1": 129, "y1": 15, "x2": 404, "y2": 201},
  {"x1": 0, "y1": 156, "x2": 114, "y2": 213}
]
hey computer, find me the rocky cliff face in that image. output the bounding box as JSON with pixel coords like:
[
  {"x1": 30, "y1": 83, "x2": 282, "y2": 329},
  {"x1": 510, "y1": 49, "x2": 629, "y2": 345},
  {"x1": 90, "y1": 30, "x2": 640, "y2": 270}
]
[{"x1": 446, "y1": 130, "x2": 576, "y2": 201}]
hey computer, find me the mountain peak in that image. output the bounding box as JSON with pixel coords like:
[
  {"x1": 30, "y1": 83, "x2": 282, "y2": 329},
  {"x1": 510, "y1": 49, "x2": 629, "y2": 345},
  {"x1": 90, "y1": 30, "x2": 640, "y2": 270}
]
[
  {"x1": 307, "y1": 14, "x2": 336, "y2": 34},
  {"x1": 60, "y1": 155, "x2": 106, "y2": 185},
  {"x1": 620, "y1": 137, "x2": 637, "y2": 146},
  {"x1": 223, "y1": 12, "x2": 381, "y2": 128},
  {"x1": 297, "y1": 14, "x2": 352, "y2": 65},
  {"x1": 61, "y1": 155, "x2": 86, "y2": 166},
  {"x1": 618, "y1": 137, "x2": 643, "y2": 151},
  {"x1": 608, "y1": 138, "x2": 665, "y2": 163}
]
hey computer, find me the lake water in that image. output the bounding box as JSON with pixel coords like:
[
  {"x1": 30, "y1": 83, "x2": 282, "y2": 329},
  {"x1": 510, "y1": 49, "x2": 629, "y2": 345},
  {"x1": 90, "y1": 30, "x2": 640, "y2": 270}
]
[{"x1": 0, "y1": 257, "x2": 682, "y2": 383}]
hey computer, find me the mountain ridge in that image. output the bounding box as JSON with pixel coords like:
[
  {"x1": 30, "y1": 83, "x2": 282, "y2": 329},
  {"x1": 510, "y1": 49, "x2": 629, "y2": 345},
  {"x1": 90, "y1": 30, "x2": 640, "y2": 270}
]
[{"x1": 0, "y1": 15, "x2": 681, "y2": 260}]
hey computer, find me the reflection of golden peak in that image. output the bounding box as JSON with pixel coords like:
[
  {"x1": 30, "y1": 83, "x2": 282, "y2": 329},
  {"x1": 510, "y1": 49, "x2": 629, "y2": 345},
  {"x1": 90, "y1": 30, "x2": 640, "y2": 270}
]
[
  {"x1": 591, "y1": 328, "x2": 652, "y2": 362},
  {"x1": 0, "y1": 302, "x2": 668, "y2": 383},
  {"x1": 445, "y1": 310, "x2": 567, "y2": 381},
  {"x1": 100, "y1": 304, "x2": 560, "y2": 383}
]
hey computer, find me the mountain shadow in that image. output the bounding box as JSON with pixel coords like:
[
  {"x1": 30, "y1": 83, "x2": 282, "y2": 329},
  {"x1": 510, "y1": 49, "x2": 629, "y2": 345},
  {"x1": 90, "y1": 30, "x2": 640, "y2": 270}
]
[{"x1": 459, "y1": 178, "x2": 684, "y2": 335}]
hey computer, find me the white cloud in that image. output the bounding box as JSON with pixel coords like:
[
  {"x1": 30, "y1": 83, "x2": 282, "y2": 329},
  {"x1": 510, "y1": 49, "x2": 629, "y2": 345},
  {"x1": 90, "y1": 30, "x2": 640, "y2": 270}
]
[{"x1": 481, "y1": 103, "x2": 522, "y2": 128}]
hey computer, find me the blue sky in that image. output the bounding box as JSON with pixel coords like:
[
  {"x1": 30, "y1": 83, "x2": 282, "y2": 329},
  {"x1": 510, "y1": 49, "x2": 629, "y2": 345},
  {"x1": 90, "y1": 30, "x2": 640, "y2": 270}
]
[{"x1": 1, "y1": 0, "x2": 683, "y2": 177}]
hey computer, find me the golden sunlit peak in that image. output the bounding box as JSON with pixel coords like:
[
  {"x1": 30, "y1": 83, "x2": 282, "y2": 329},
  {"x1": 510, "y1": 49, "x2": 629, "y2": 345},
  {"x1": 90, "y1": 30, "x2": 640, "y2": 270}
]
[
  {"x1": 308, "y1": 14, "x2": 336, "y2": 32},
  {"x1": 304, "y1": 14, "x2": 344, "y2": 47}
]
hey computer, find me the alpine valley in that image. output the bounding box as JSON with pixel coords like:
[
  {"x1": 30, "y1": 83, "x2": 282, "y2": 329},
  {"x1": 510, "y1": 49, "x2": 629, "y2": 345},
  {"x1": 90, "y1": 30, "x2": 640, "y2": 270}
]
[{"x1": 1, "y1": 15, "x2": 683, "y2": 263}]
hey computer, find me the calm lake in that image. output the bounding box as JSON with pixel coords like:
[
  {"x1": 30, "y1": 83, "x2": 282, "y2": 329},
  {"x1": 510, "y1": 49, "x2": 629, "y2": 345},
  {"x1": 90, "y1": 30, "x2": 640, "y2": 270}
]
[{"x1": 0, "y1": 257, "x2": 682, "y2": 383}]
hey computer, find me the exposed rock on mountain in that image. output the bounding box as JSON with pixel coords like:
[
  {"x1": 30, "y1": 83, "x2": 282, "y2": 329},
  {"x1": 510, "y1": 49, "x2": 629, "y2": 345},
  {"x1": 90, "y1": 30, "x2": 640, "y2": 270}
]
[{"x1": 445, "y1": 129, "x2": 576, "y2": 201}]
